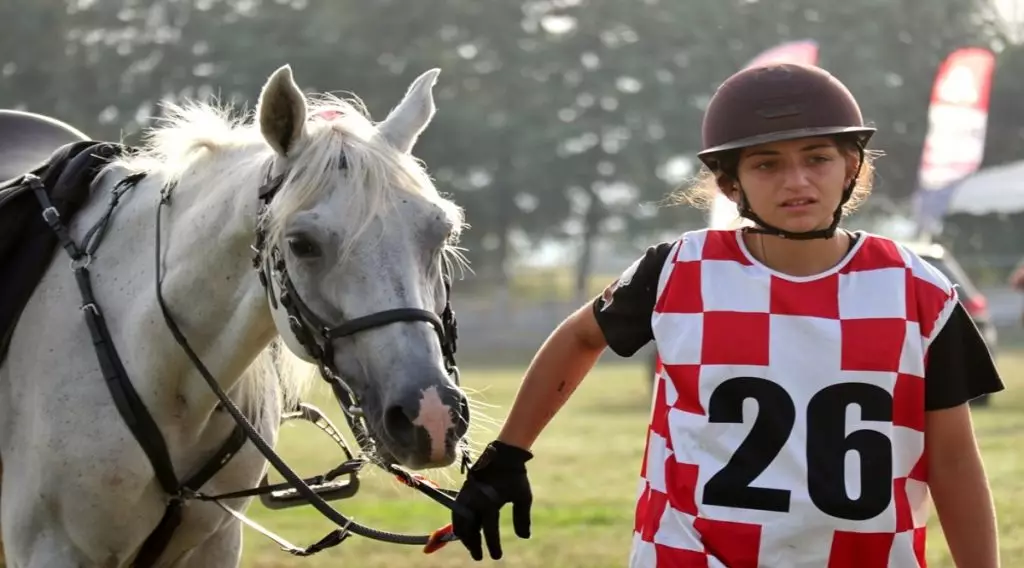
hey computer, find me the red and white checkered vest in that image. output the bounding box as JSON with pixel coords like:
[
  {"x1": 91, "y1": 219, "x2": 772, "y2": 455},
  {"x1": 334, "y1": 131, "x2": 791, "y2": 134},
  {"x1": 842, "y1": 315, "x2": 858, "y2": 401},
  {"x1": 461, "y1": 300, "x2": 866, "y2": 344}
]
[{"x1": 630, "y1": 229, "x2": 957, "y2": 568}]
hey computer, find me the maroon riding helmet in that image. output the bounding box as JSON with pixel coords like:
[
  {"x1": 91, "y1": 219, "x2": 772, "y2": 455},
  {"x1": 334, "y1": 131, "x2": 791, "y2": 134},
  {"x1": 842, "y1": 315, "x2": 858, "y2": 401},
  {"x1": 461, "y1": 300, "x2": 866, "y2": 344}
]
[{"x1": 696, "y1": 63, "x2": 876, "y2": 240}]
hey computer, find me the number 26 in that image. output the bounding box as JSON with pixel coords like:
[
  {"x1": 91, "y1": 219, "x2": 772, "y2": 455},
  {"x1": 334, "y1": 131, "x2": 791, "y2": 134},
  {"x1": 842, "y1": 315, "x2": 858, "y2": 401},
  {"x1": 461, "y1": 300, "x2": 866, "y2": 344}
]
[{"x1": 702, "y1": 377, "x2": 894, "y2": 521}]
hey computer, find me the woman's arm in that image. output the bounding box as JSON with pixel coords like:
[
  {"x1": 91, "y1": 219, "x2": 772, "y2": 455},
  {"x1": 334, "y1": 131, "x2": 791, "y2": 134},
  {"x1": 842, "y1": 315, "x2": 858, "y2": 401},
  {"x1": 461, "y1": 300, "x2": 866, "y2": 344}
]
[
  {"x1": 1008, "y1": 261, "x2": 1024, "y2": 291},
  {"x1": 495, "y1": 242, "x2": 673, "y2": 451},
  {"x1": 926, "y1": 403, "x2": 999, "y2": 568},
  {"x1": 922, "y1": 298, "x2": 1005, "y2": 567},
  {"x1": 496, "y1": 304, "x2": 608, "y2": 450}
]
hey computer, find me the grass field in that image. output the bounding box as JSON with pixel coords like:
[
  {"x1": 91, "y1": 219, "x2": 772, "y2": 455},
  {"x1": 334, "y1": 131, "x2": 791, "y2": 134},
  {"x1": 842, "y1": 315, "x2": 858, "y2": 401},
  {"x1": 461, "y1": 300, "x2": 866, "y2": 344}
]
[{"x1": 241, "y1": 331, "x2": 1024, "y2": 568}]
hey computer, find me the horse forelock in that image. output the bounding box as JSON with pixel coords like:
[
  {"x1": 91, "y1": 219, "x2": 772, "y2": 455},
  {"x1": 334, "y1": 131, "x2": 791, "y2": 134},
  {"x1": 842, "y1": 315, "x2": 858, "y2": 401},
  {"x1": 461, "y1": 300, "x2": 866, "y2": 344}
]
[{"x1": 263, "y1": 93, "x2": 466, "y2": 266}]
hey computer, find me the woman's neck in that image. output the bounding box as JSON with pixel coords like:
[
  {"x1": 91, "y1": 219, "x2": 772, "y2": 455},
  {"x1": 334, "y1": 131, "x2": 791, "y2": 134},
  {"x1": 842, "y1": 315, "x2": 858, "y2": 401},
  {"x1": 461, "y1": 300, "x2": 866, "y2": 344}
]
[{"x1": 742, "y1": 229, "x2": 854, "y2": 277}]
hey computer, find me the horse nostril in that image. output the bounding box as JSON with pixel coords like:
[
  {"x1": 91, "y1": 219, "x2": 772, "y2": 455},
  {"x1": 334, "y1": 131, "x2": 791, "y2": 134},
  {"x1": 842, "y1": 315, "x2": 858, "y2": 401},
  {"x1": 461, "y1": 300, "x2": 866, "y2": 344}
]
[{"x1": 383, "y1": 403, "x2": 417, "y2": 444}]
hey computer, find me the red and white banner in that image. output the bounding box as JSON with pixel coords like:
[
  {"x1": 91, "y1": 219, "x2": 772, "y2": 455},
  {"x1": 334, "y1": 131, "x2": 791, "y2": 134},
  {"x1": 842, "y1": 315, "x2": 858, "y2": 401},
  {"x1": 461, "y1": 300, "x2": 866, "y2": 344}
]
[
  {"x1": 912, "y1": 47, "x2": 996, "y2": 236},
  {"x1": 916, "y1": 47, "x2": 995, "y2": 192},
  {"x1": 708, "y1": 40, "x2": 820, "y2": 229}
]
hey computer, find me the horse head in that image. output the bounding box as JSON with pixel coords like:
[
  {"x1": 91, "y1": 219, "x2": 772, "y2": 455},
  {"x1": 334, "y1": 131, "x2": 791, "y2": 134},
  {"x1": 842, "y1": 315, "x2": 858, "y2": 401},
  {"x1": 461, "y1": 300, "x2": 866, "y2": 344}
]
[{"x1": 253, "y1": 65, "x2": 470, "y2": 470}]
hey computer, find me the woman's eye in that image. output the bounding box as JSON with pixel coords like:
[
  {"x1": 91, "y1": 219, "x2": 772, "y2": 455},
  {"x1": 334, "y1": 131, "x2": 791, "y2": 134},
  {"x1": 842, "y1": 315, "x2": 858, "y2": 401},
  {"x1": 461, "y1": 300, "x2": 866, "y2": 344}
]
[{"x1": 287, "y1": 236, "x2": 320, "y2": 258}]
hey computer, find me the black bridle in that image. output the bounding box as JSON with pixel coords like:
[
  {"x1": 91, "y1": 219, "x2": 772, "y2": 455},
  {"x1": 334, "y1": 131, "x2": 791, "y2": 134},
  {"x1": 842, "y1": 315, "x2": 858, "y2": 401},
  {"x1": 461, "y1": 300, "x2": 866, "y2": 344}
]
[
  {"x1": 21, "y1": 144, "x2": 473, "y2": 566},
  {"x1": 251, "y1": 166, "x2": 467, "y2": 452}
]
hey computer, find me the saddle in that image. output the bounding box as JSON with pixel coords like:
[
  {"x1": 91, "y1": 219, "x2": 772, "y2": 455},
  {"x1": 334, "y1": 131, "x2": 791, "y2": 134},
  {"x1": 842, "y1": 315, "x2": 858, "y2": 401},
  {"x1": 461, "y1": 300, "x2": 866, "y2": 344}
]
[
  {"x1": 0, "y1": 111, "x2": 127, "y2": 364},
  {"x1": 0, "y1": 109, "x2": 90, "y2": 182}
]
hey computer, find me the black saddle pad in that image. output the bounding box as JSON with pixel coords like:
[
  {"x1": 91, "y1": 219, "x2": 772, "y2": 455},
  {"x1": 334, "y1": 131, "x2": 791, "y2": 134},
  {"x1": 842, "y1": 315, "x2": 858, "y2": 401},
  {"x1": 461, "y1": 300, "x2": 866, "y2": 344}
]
[{"x1": 0, "y1": 140, "x2": 128, "y2": 364}]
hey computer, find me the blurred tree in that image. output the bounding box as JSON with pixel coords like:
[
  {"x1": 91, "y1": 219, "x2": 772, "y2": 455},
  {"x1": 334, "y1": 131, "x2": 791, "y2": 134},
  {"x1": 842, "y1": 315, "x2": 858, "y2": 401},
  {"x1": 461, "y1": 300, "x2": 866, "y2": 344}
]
[{"x1": 2, "y1": 0, "x2": 1021, "y2": 296}]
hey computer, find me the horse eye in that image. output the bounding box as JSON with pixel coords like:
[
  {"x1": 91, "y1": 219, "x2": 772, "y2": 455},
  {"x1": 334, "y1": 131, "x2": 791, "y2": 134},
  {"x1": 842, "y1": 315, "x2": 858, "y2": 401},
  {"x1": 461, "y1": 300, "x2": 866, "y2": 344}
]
[{"x1": 286, "y1": 235, "x2": 320, "y2": 258}]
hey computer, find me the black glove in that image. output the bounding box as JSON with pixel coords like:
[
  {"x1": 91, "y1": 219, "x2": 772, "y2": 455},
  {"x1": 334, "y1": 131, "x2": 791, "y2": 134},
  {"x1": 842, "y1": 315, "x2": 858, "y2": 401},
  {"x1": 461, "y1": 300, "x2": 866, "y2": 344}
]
[{"x1": 451, "y1": 440, "x2": 534, "y2": 561}]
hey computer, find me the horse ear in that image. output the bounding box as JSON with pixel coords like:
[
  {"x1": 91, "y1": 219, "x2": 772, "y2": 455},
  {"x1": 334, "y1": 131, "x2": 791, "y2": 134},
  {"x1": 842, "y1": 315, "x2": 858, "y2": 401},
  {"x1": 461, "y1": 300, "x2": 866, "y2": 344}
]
[
  {"x1": 257, "y1": 64, "x2": 308, "y2": 157},
  {"x1": 378, "y1": 68, "x2": 440, "y2": 154}
]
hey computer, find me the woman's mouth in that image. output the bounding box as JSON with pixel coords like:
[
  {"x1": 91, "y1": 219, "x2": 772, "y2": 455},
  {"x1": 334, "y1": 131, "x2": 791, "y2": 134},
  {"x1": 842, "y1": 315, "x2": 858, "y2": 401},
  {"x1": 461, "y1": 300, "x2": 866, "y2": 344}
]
[{"x1": 780, "y1": 197, "x2": 817, "y2": 209}]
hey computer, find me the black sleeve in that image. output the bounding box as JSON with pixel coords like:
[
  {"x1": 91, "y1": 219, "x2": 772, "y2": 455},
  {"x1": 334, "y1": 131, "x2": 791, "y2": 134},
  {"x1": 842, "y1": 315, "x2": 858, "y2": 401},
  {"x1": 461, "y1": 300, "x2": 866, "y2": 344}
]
[
  {"x1": 924, "y1": 300, "x2": 1006, "y2": 411},
  {"x1": 590, "y1": 242, "x2": 674, "y2": 357}
]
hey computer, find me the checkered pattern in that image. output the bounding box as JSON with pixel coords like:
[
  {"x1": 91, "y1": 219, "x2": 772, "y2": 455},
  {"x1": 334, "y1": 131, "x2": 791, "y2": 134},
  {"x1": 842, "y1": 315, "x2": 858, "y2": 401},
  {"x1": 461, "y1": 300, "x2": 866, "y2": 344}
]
[{"x1": 630, "y1": 229, "x2": 956, "y2": 568}]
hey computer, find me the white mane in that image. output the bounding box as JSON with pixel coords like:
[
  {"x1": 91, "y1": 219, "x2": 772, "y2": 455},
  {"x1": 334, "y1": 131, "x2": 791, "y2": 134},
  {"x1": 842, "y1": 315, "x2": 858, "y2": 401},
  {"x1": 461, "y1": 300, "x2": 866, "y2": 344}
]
[{"x1": 105, "y1": 93, "x2": 467, "y2": 419}]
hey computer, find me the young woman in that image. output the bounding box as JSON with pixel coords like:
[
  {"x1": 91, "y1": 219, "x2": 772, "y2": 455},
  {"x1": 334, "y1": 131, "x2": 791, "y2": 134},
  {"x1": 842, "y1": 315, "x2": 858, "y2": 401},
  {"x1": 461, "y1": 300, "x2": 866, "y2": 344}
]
[
  {"x1": 450, "y1": 63, "x2": 1004, "y2": 567},
  {"x1": 1010, "y1": 260, "x2": 1024, "y2": 327}
]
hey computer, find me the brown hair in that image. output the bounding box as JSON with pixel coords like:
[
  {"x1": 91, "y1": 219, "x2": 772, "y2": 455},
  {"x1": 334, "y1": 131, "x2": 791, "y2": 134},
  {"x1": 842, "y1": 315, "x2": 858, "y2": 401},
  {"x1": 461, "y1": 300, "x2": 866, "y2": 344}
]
[{"x1": 671, "y1": 135, "x2": 881, "y2": 221}]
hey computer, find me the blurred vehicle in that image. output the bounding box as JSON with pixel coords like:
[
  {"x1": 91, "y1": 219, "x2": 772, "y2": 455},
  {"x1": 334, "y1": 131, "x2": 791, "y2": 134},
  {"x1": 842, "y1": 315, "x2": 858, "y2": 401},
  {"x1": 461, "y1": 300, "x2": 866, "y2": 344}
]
[
  {"x1": 903, "y1": 241, "x2": 998, "y2": 354},
  {"x1": 1010, "y1": 259, "x2": 1024, "y2": 327},
  {"x1": 643, "y1": 240, "x2": 998, "y2": 406}
]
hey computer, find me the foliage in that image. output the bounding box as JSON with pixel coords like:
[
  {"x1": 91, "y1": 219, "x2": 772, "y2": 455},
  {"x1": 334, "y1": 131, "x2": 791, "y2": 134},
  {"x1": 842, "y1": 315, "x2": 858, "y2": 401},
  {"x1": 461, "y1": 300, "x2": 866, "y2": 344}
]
[{"x1": 2, "y1": 0, "x2": 1020, "y2": 290}]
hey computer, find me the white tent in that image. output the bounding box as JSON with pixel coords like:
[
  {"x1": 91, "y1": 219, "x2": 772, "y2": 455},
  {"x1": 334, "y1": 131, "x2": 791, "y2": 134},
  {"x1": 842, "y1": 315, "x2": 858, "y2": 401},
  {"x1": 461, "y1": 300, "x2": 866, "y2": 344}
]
[{"x1": 945, "y1": 159, "x2": 1024, "y2": 216}]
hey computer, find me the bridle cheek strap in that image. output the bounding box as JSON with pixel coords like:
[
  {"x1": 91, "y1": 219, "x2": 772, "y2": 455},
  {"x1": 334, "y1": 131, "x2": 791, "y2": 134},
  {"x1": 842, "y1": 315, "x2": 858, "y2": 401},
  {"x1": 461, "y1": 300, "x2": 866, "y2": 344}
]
[{"x1": 263, "y1": 260, "x2": 317, "y2": 364}]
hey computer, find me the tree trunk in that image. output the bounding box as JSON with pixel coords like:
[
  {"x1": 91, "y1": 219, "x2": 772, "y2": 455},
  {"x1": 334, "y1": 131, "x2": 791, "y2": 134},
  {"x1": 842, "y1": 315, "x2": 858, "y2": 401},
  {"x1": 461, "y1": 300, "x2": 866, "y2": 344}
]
[{"x1": 574, "y1": 188, "x2": 603, "y2": 305}]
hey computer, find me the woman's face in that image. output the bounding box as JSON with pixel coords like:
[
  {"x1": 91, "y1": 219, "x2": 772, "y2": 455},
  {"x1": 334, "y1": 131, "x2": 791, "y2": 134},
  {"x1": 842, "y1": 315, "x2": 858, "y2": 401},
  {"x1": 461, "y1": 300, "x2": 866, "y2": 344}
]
[{"x1": 729, "y1": 136, "x2": 859, "y2": 234}]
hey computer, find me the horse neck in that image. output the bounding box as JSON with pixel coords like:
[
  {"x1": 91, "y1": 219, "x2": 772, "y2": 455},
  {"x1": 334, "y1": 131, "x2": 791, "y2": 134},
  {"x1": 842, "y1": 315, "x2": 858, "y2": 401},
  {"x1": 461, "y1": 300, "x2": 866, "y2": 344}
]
[{"x1": 111, "y1": 154, "x2": 277, "y2": 436}]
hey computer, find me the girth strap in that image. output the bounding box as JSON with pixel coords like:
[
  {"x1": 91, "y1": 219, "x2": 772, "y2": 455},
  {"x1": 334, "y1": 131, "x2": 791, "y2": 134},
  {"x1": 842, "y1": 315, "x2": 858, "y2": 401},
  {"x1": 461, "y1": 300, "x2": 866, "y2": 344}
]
[
  {"x1": 134, "y1": 501, "x2": 184, "y2": 567},
  {"x1": 133, "y1": 423, "x2": 249, "y2": 566}
]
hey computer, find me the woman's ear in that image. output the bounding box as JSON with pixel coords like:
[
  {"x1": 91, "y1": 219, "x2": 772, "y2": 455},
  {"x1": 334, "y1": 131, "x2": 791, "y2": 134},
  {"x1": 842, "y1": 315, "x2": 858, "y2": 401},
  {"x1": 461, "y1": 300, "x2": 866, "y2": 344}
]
[
  {"x1": 844, "y1": 148, "x2": 862, "y2": 185},
  {"x1": 716, "y1": 173, "x2": 739, "y2": 204}
]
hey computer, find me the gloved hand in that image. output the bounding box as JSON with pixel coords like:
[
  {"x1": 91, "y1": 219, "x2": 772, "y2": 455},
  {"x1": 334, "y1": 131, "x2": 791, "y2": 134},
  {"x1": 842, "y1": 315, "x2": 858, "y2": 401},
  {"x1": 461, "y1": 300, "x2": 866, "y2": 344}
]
[{"x1": 451, "y1": 440, "x2": 534, "y2": 561}]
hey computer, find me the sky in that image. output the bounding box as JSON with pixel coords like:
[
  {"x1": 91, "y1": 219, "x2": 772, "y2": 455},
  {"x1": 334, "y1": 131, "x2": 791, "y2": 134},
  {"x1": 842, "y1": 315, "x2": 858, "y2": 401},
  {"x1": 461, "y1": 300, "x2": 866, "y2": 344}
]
[
  {"x1": 995, "y1": 0, "x2": 1024, "y2": 41},
  {"x1": 996, "y1": 0, "x2": 1023, "y2": 19}
]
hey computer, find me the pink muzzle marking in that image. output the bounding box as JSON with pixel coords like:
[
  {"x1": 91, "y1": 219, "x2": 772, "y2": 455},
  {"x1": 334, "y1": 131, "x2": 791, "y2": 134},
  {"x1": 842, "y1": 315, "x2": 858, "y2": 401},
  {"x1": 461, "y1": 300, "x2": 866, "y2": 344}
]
[{"x1": 411, "y1": 386, "x2": 455, "y2": 462}]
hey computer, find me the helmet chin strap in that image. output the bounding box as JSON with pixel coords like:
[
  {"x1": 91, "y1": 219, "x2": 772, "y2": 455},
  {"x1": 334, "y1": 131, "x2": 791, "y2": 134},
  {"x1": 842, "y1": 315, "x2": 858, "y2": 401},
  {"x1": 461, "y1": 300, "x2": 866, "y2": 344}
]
[{"x1": 732, "y1": 145, "x2": 865, "y2": 241}]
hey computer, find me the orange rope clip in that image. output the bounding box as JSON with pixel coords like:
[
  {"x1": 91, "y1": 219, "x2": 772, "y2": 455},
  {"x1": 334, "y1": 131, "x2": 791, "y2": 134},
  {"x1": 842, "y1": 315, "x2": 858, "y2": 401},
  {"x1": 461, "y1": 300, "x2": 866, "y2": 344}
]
[
  {"x1": 411, "y1": 473, "x2": 440, "y2": 489},
  {"x1": 423, "y1": 523, "x2": 454, "y2": 554}
]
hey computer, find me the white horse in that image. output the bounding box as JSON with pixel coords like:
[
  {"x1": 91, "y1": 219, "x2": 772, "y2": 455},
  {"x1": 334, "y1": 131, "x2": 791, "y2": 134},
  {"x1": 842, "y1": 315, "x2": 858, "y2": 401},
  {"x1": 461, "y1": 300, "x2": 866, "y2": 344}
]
[{"x1": 0, "y1": 64, "x2": 471, "y2": 567}]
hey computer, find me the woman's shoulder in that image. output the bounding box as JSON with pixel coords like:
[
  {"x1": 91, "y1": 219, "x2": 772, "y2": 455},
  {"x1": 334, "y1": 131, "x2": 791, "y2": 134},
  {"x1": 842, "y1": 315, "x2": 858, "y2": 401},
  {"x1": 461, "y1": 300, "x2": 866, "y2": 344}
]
[
  {"x1": 850, "y1": 232, "x2": 959, "y2": 337},
  {"x1": 669, "y1": 228, "x2": 750, "y2": 264},
  {"x1": 850, "y1": 231, "x2": 956, "y2": 291}
]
